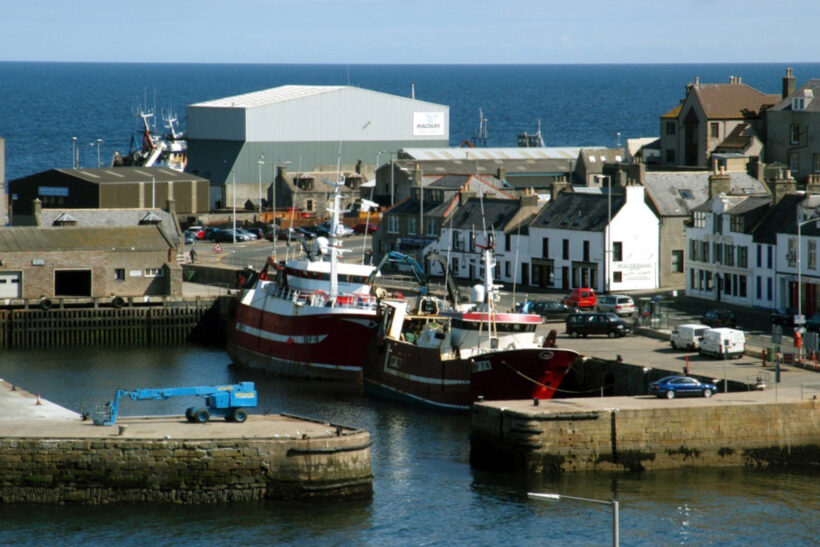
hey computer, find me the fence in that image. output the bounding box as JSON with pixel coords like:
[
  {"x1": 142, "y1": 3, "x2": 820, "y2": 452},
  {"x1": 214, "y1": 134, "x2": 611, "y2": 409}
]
[{"x1": 0, "y1": 302, "x2": 223, "y2": 350}]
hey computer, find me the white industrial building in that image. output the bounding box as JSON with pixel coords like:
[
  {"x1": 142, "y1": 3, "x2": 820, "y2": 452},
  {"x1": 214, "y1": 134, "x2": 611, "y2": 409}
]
[{"x1": 185, "y1": 85, "x2": 449, "y2": 210}]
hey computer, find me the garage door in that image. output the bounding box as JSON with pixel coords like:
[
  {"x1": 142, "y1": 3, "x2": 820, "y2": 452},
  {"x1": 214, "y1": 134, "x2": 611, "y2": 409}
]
[{"x1": 0, "y1": 272, "x2": 22, "y2": 298}]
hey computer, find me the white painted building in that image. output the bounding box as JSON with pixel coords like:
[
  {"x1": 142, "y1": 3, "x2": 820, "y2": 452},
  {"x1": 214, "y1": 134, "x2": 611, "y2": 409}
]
[
  {"x1": 525, "y1": 185, "x2": 659, "y2": 292},
  {"x1": 685, "y1": 194, "x2": 771, "y2": 307}
]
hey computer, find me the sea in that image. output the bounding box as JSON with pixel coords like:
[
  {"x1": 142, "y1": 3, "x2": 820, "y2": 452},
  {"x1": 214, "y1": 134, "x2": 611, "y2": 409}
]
[{"x1": 1, "y1": 63, "x2": 820, "y2": 545}]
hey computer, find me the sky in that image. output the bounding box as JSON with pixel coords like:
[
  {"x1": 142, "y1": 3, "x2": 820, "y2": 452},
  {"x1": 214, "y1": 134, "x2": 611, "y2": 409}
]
[{"x1": 2, "y1": 0, "x2": 820, "y2": 64}]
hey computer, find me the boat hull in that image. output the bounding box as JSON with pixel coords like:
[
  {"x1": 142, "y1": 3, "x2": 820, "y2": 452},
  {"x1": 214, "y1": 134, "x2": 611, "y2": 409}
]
[
  {"x1": 228, "y1": 297, "x2": 378, "y2": 381},
  {"x1": 363, "y1": 339, "x2": 579, "y2": 410}
]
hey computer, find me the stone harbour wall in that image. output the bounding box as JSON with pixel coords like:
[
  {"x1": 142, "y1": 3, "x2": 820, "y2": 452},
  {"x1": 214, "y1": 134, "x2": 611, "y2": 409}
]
[
  {"x1": 470, "y1": 400, "x2": 820, "y2": 474},
  {"x1": 0, "y1": 434, "x2": 373, "y2": 504}
]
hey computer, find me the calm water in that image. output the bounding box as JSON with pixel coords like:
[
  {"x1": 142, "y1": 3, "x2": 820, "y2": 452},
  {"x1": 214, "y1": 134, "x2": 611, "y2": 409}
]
[
  {"x1": 4, "y1": 62, "x2": 820, "y2": 182},
  {"x1": 2, "y1": 63, "x2": 820, "y2": 543},
  {"x1": 0, "y1": 346, "x2": 818, "y2": 545}
]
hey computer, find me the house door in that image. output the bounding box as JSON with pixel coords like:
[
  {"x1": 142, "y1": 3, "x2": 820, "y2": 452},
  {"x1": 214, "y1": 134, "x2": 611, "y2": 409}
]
[
  {"x1": 0, "y1": 272, "x2": 21, "y2": 298},
  {"x1": 521, "y1": 263, "x2": 529, "y2": 286}
]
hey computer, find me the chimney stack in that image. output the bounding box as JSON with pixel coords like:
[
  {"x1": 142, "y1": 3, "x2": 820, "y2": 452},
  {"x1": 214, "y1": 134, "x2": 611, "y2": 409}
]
[
  {"x1": 496, "y1": 167, "x2": 506, "y2": 181},
  {"x1": 783, "y1": 67, "x2": 796, "y2": 99},
  {"x1": 277, "y1": 164, "x2": 288, "y2": 180},
  {"x1": 708, "y1": 169, "x2": 731, "y2": 199},
  {"x1": 551, "y1": 180, "x2": 569, "y2": 201},
  {"x1": 165, "y1": 198, "x2": 176, "y2": 214}
]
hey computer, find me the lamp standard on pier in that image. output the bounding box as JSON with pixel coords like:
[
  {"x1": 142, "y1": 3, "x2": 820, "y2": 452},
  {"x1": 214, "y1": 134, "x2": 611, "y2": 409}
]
[{"x1": 529, "y1": 491, "x2": 620, "y2": 547}]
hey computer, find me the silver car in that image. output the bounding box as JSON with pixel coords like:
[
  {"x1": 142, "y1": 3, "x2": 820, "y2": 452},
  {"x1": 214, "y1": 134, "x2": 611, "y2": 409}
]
[{"x1": 596, "y1": 294, "x2": 636, "y2": 316}]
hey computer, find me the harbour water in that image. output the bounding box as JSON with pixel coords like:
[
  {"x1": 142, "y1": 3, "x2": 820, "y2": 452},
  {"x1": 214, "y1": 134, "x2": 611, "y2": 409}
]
[
  {"x1": 2, "y1": 62, "x2": 820, "y2": 543},
  {"x1": 0, "y1": 346, "x2": 818, "y2": 545}
]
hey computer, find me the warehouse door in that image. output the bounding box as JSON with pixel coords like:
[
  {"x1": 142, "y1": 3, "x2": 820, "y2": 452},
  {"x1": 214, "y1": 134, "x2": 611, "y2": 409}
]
[
  {"x1": 54, "y1": 269, "x2": 92, "y2": 297},
  {"x1": 0, "y1": 272, "x2": 21, "y2": 298}
]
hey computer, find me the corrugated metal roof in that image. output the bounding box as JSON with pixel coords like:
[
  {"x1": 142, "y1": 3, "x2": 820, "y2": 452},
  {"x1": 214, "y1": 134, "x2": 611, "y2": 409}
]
[
  {"x1": 48, "y1": 167, "x2": 207, "y2": 185},
  {"x1": 190, "y1": 85, "x2": 345, "y2": 108},
  {"x1": 0, "y1": 226, "x2": 173, "y2": 252},
  {"x1": 400, "y1": 147, "x2": 585, "y2": 161}
]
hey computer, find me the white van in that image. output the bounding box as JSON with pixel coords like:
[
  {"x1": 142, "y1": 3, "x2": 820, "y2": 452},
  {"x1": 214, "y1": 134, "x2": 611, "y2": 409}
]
[
  {"x1": 698, "y1": 328, "x2": 745, "y2": 358},
  {"x1": 670, "y1": 323, "x2": 710, "y2": 351}
]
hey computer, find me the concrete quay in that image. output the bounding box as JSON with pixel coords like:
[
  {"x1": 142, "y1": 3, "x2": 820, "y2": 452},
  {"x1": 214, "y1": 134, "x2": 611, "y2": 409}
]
[
  {"x1": 471, "y1": 324, "x2": 820, "y2": 475},
  {"x1": 0, "y1": 380, "x2": 373, "y2": 504}
]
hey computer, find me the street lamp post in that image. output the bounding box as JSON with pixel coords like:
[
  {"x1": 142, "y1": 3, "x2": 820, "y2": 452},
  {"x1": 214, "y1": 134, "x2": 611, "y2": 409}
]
[
  {"x1": 232, "y1": 170, "x2": 237, "y2": 245},
  {"x1": 257, "y1": 155, "x2": 265, "y2": 216},
  {"x1": 390, "y1": 153, "x2": 396, "y2": 206},
  {"x1": 97, "y1": 138, "x2": 102, "y2": 167},
  {"x1": 72, "y1": 137, "x2": 77, "y2": 168},
  {"x1": 529, "y1": 492, "x2": 619, "y2": 547}
]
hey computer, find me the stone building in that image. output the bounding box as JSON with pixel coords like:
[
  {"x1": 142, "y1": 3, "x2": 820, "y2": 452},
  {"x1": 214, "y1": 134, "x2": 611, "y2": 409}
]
[
  {"x1": 0, "y1": 226, "x2": 181, "y2": 301},
  {"x1": 659, "y1": 76, "x2": 779, "y2": 168},
  {"x1": 766, "y1": 69, "x2": 820, "y2": 181},
  {"x1": 272, "y1": 165, "x2": 365, "y2": 219}
]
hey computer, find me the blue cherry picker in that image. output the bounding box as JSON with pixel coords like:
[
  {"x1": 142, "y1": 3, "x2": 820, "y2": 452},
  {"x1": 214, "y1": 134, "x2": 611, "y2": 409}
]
[{"x1": 93, "y1": 382, "x2": 258, "y2": 425}]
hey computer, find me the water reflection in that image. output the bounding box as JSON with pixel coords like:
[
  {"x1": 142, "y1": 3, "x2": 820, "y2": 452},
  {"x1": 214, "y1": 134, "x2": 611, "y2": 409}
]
[{"x1": 1, "y1": 347, "x2": 818, "y2": 545}]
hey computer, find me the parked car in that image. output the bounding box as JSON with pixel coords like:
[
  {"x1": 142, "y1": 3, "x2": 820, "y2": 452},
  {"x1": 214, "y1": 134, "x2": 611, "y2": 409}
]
[
  {"x1": 770, "y1": 307, "x2": 798, "y2": 329},
  {"x1": 669, "y1": 323, "x2": 710, "y2": 351},
  {"x1": 565, "y1": 312, "x2": 630, "y2": 338},
  {"x1": 204, "y1": 227, "x2": 220, "y2": 240},
  {"x1": 244, "y1": 227, "x2": 265, "y2": 239},
  {"x1": 805, "y1": 313, "x2": 820, "y2": 332},
  {"x1": 649, "y1": 376, "x2": 717, "y2": 399},
  {"x1": 596, "y1": 294, "x2": 636, "y2": 316},
  {"x1": 274, "y1": 227, "x2": 306, "y2": 241},
  {"x1": 185, "y1": 226, "x2": 205, "y2": 240},
  {"x1": 212, "y1": 229, "x2": 252, "y2": 243},
  {"x1": 353, "y1": 223, "x2": 378, "y2": 234},
  {"x1": 521, "y1": 300, "x2": 576, "y2": 321},
  {"x1": 562, "y1": 287, "x2": 597, "y2": 309},
  {"x1": 184, "y1": 231, "x2": 196, "y2": 244},
  {"x1": 295, "y1": 227, "x2": 317, "y2": 240},
  {"x1": 700, "y1": 309, "x2": 737, "y2": 328},
  {"x1": 698, "y1": 327, "x2": 745, "y2": 358},
  {"x1": 236, "y1": 229, "x2": 258, "y2": 241}
]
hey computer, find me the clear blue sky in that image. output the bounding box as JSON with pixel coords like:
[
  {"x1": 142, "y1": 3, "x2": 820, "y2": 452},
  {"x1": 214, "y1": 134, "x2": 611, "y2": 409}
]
[{"x1": 3, "y1": 0, "x2": 818, "y2": 64}]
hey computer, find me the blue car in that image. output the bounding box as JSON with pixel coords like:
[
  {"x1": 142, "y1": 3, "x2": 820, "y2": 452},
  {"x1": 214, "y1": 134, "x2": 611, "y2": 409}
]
[{"x1": 649, "y1": 376, "x2": 717, "y2": 399}]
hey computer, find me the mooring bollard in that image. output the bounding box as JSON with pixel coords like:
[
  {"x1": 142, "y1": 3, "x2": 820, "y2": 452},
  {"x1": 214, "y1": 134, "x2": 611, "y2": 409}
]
[{"x1": 118, "y1": 425, "x2": 128, "y2": 436}]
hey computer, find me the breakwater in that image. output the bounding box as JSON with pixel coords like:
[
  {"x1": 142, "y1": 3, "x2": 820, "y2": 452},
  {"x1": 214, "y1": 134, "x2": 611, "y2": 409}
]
[
  {"x1": 470, "y1": 397, "x2": 820, "y2": 473},
  {"x1": 0, "y1": 298, "x2": 230, "y2": 349}
]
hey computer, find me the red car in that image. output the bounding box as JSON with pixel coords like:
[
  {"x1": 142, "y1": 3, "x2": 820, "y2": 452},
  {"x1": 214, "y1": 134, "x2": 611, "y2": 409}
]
[{"x1": 353, "y1": 223, "x2": 378, "y2": 234}]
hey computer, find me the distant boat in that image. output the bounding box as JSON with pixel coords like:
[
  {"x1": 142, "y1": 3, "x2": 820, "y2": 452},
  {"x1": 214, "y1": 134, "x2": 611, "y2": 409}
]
[
  {"x1": 112, "y1": 111, "x2": 187, "y2": 172},
  {"x1": 363, "y1": 233, "x2": 580, "y2": 410}
]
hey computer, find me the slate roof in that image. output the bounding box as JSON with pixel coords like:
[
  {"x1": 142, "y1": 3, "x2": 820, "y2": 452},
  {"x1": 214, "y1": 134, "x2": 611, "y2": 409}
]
[
  {"x1": 690, "y1": 83, "x2": 780, "y2": 119},
  {"x1": 643, "y1": 171, "x2": 769, "y2": 217},
  {"x1": 530, "y1": 192, "x2": 626, "y2": 233},
  {"x1": 579, "y1": 148, "x2": 625, "y2": 173},
  {"x1": 0, "y1": 226, "x2": 173, "y2": 252},
  {"x1": 752, "y1": 194, "x2": 806, "y2": 244},
  {"x1": 387, "y1": 197, "x2": 452, "y2": 218},
  {"x1": 37, "y1": 208, "x2": 183, "y2": 242},
  {"x1": 447, "y1": 198, "x2": 521, "y2": 232},
  {"x1": 692, "y1": 196, "x2": 771, "y2": 234},
  {"x1": 770, "y1": 80, "x2": 820, "y2": 112}
]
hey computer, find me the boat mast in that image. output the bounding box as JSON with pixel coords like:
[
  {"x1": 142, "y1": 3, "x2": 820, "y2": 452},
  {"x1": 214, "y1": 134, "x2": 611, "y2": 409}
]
[{"x1": 327, "y1": 172, "x2": 344, "y2": 302}]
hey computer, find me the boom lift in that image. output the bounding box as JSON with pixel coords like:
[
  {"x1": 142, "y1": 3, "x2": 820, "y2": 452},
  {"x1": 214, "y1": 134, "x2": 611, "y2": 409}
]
[{"x1": 93, "y1": 382, "x2": 258, "y2": 426}]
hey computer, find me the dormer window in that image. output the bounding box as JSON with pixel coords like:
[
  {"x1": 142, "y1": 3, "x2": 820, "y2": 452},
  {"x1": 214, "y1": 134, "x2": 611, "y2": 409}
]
[{"x1": 793, "y1": 97, "x2": 805, "y2": 111}]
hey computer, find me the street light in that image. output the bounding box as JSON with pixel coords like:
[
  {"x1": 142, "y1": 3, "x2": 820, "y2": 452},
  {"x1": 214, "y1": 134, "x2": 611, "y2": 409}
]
[
  {"x1": 529, "y1": 492, "x2": 620, "y2": 547},
  {"x1": 257, "y1": 155, "x2": 265, "y2": 216},
  {"x1": 231, "y1": 170, "x2": 237, "y2": 244},
  {"x1": 97, "y1": 138, "x2": 102, "y2": 167},
  {"x1": 72, "y1": 137, "x2": 77, "y2": 168},
  {"x1": 595, "y1": 174, "x2": 612, "y2": 292}
]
